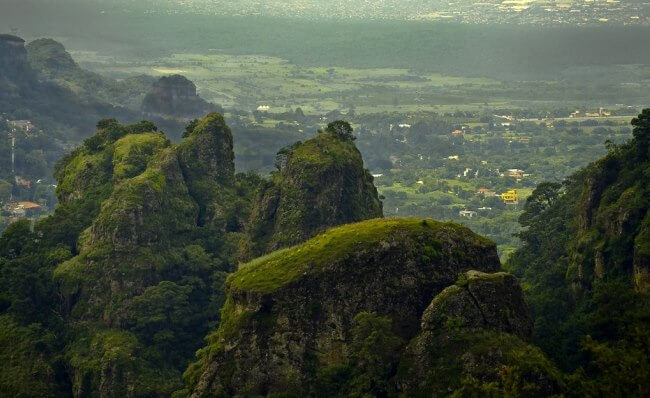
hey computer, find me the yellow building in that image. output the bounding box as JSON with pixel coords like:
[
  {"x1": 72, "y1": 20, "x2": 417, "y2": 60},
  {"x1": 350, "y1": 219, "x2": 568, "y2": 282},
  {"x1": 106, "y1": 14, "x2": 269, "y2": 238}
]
[{"x1": 501, "y1": 189, "x2": 518, "y2": 204}]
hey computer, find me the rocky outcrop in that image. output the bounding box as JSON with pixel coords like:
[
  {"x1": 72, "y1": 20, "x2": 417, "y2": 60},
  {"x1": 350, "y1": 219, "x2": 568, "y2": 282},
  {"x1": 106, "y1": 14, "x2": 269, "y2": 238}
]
[
  {"x1": 26, "y1": 38, "x2": 78, "y2": 79},
  {"x1": 239, "y1": 127, "x2": 383, "y2": 260},
  {"x1": 420, "y1": 271, "x2": 532, "y2": 339},
  {"x1": 394, "y1": 271, "x2": 565, "y2": 396},
  {"x1": 88, "y1": 147, "x2": 198, "y2": 251},
  {"x1": 187, "y1": 218, "x2": 503, "y2": 397},
  {"x1": 568, "y1": 149, "x2": 649, "y2": 293},
  {"x1": 142, "y1": 74, "x2": 217, "y2": 119},
  {"x1": 177, "y1": 113, "x2": 237, "y2": 228},
  {"x1": 178, "y1": 113, "x2": 235, "y2": 186}
]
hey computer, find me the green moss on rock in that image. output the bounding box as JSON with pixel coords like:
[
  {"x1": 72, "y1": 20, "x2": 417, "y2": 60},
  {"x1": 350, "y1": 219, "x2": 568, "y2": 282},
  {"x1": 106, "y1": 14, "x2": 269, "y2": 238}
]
[
  {"x1": 232, "y1": 218, "x2": 493, "y2": 294},
  {"x1": 112, "y1": 132, "x2": 169, "y2": 180},
  {"x1": 50, "y1": 114, "x2": 255, "y2": 397},
  {"x1": 187, "y1": 218, "x2": 500, "y2": 397},
  {"x1": 397, "y1": 271, "x2": 561, "y2": 396},
  {"x1": 240, "y1": 130, "x2": 383, "y2": 260}
]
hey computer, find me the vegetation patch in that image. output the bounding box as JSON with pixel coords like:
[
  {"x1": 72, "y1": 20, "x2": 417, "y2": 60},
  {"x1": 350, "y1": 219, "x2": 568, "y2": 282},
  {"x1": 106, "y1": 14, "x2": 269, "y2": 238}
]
[{"x1": 231, "y1": 218, "x2": 491, "y2": 293}]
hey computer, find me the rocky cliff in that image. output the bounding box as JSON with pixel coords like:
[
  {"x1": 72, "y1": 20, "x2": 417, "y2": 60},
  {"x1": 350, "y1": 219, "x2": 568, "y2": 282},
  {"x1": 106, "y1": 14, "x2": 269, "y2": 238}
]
[
  {"x1": 239, "y1": 123, "x2": 383, "y2": 260},
  {"x1": 186, "y1": 218, "x2": 561, "y2": 397},
  {"x1": 26, "y1": 38, "x2": 78, "y2": 79},
  {"x1": 0, "y1": 34, "x2": 33, "y2": 83},
  {"x1": 142, "y1": 74, "x2": 218, "y2": 119}
]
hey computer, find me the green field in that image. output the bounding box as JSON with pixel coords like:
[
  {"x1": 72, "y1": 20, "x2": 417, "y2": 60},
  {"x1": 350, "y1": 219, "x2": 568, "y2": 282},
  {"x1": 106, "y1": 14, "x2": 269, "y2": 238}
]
[{"x1": 74, "y1": 50, "x2": 635, "y2": 116}]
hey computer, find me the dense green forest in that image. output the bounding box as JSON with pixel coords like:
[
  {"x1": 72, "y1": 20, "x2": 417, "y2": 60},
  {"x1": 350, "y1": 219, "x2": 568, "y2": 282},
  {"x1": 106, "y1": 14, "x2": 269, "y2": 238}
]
[{"x1": 505, "y1": 110, "x2": 650, "y2": 395}]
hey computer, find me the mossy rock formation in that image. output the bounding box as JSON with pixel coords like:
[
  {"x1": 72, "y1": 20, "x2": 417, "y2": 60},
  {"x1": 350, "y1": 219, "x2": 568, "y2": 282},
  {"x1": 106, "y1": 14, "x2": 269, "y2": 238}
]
[
  {"x1": 52, "y1": 113, "x2": 249, "y2": 396},
  {"x1": 397, "y1": 271, "x2": 563, "y2": 396},
  {"x1": 240, "y1": 129, "x2": 383, "y2": 260},
  {"x1": 186, "y1": 218, "x2": 510, "y2": 397}
]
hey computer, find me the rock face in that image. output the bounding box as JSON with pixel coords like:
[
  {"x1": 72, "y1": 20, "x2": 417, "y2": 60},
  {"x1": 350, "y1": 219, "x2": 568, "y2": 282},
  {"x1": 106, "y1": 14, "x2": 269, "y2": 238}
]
[
  {"x1": 0, "y1": 34, "x2": 31, "y2": 83},
  {"x1": 561, "y1": 112, "x2": 650, "y2": 294},
  {"x1": 634, "y1": 213, "x2": 650, "y2": 292},
  {"x1": 239, "y1": 129, "x2": 383, "y2": 260},
  {"x1": 396, "y1": 271, "x2": 563, "y2": 396},
  {"x1": 26, "y1": 38, "x2": 78, "y2": 78},
  {"x1": 176, "y1": 113, "x2": 237, "y2": 229},
  {"x1": 178, "y1": 114, "x2": 235, "y2": 186},
  {"x1": 420, "y1": 271, "x2": 532, "y2": 339},
  {"x1": 187, "y1": 218, "x2": 515, "y2": 397},
  {"x1": 142, "y1": 74, "x2": 217, "y2": 118},
  {"x1": 504, "y1": 110, "x2": 650, "y2": 388}
]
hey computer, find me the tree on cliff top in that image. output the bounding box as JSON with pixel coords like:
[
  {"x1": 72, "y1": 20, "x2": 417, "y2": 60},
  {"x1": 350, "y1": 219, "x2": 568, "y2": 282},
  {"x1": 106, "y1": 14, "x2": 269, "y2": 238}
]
[{"x1": 324, "y1": 120, "x2": 356, "y2": 141}]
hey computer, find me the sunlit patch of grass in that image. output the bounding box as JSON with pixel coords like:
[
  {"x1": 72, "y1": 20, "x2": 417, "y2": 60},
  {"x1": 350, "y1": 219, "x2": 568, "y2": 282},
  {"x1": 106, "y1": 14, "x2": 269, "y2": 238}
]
[{"x1": 229, "y1": 218, "x2": 492, "y2": 293}]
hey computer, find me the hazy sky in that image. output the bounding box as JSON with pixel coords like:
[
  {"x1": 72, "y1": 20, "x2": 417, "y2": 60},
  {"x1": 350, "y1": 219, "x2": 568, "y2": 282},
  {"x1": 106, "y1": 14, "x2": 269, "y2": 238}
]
[{"x1": 1, "y1": 0, "x2": 647, "y2": 25}]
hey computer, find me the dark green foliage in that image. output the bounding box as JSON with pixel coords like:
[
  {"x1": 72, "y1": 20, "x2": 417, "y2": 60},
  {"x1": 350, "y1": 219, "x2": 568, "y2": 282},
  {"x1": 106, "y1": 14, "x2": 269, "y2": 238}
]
[
  {"x1": 0, "y1": 220, "x2": 70, "y2": 325},
  {"x1": 0, "y1": 315, "x2": 70, "y2": 398},
  {"x1": 0, "y1": 114, "x2": 260, "y2": 396},
  {"x1": 518, "y1": 182, "x2": 562, "y2": 227},
  {"x1": 399, "y1": 329, "x2": 565, "y2": 397},
  {"x1": 127, "y1": 281, "x2": 196, "y2": 362},
  {"x1": 324, "y1": 120, "x2": 356, "y2": 141},
  {"x1": 183, "y1": 118, "x2": 199, "y2": 138},
  {"x1": 572, "y1": 331, "x2": 650, "y2": 397},
  {"x1": 631, "y1": 108, "x2": 650, "y2": 160},
  {"x1": 312, "y1": 312, "x2": 403, "y2": 398},
  {"x1": 506, "y1": 110, "x2": 650, "y2": 392}
]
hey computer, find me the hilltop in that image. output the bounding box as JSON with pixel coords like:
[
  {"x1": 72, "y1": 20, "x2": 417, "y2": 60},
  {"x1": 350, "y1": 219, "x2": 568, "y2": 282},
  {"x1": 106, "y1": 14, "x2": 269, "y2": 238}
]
[{"x1": 240, "y1": 122, "x2": 383, "y2": 260}]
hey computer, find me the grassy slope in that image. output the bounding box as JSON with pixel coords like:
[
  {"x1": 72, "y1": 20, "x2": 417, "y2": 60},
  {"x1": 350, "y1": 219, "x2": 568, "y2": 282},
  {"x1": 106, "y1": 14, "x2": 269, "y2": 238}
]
[{"x1": 231, "y1": 218, "x2": 492, "y2": 293}]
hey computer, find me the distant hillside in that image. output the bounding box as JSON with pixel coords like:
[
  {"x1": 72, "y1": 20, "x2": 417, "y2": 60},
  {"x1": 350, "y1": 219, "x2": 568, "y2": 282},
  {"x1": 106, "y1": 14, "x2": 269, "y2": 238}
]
[
  {"x1": 0, "y1": 34, "x2": 136, "y2": 140},
  {"x1": 27, "y1": 38, "x2": 155, "y2": 110},
  {"x1": 0, "y1": 34, "x2": 222, "y2": 151}
]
